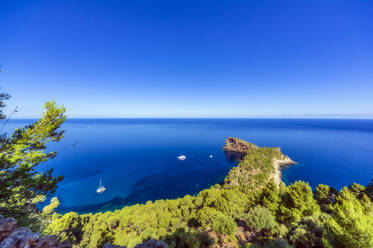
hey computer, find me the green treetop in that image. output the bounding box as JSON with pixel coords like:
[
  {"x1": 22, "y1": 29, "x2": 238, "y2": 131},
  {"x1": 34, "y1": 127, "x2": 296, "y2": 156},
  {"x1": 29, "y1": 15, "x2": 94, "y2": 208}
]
[{"x1": 0, "y1": 98, "x2": 66, "y2": 229}]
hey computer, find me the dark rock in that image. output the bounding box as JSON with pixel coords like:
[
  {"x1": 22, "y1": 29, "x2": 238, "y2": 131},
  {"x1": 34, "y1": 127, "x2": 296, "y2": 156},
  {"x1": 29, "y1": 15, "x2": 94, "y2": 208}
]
[
  {"x1": 0, "y1": 216, "x2": 18, "y2": 242},
  {"x1": 0, "y1": 227, "x2": 40, "y2": 248},
  {"x1": 35, "y1": 236, "x2": 71, "y2": 248},
  {"x1": 0, "y1": 215, "x2": 72, "y2": 248},
  {"x1": 134, "y1": 239, "x2": 168, "y2": 248},
  {"x1": 223, "y1": 137, "x2": 259, "y2": 154},
  {"x1": 103, "y1": 243, "x2": 126, "y2": 248},
  {"x1": 223, "y1": 137, "x2": 259, "y2": 161}
]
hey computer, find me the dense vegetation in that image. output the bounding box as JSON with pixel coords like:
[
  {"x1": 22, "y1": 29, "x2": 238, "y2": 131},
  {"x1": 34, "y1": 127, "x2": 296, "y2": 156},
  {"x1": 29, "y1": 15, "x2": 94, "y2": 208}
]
[
  {"x1": 1, "y1": 89, "x2": 373, "y2": 247},
  {"x1": 43, "y1": 149, "x2": 373, "y2": 248}
]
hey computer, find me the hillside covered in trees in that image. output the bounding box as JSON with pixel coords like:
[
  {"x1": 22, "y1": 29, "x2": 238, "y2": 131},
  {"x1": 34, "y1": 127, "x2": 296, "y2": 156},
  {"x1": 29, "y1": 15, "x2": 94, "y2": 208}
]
[
  {"x1": 0, "y1": 96, "x2": 372, "y2": 248},
  {"x1": 42, "y1": 147, "x2": 373, "y2": 248}
]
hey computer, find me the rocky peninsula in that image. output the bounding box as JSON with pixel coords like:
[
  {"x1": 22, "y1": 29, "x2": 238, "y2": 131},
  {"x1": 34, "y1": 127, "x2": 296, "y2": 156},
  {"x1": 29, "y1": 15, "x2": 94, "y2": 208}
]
[{"x1": 223, "y1": 137, "x2": 296, "y2": 187}]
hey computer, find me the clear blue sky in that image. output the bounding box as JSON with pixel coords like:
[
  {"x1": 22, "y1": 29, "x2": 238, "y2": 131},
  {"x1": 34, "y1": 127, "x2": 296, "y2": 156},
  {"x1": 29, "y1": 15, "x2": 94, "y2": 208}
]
[{"x1": 1, "y1": 0, "x2": 372, "y2": 118}]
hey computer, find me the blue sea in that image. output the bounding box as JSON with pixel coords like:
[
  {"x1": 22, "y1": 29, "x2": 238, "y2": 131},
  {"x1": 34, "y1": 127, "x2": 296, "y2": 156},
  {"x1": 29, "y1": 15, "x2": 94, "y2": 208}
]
[{"x1": 4, "y1": 119, "x2": 373, "y2": 213}]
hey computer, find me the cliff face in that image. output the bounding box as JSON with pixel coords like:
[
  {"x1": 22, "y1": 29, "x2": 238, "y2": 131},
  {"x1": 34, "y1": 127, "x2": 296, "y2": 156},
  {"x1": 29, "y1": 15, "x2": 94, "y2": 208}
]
[
  {"x1": 223, "y1": 137, "x2": 259, "y2": 161},
  {"x1": 223, "y1": 137, "x2": 259, "y2": 154}
]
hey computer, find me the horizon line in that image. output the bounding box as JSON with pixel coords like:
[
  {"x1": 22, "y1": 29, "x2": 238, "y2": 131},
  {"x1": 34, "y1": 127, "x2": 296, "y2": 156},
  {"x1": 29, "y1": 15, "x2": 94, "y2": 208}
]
[{"x1": 9, "y1": 114, "x2": 373, "y2": 120}]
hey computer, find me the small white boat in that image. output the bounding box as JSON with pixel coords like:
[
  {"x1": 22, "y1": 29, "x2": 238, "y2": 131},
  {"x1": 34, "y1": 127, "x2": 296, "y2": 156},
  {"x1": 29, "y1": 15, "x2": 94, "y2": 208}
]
[
  {"x1": 177, "y1": 155, "x2": 187, "y2": 160},
  {"x1": 96, "y1": 179, "x2": 106, "y2": 193},
  {"x1": 209, "y1": 154, "x2": 213, "y2": 158}
]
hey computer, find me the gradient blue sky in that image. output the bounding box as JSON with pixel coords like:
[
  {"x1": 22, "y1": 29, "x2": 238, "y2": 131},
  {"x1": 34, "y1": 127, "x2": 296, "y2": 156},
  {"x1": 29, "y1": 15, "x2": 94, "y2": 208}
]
[{"x1": 1, "y1": 0, "x2": 372, "y2": 118}]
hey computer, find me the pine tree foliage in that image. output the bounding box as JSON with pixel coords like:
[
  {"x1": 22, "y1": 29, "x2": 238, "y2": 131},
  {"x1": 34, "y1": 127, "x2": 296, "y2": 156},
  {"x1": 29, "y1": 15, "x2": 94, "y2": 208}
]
[{"x1": 0, "y1": 99, "x2": 66, "y2": 228}]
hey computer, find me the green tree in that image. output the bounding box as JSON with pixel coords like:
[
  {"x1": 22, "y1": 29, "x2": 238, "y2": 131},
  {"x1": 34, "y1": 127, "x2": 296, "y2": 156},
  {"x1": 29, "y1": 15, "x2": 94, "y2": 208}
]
[
  {"x1": 262, "y1": 240, "x2": 293, "y2": 248},
  {"x1": 164, "y1": 228, "x2": 214, "y2": 248},
  {"x1": 278, "y1": 181, "x2": 320, "y2": 225},
  {"x1": 0, "y1": 100, "x2": 66, "y2": 229},
  {"x1": 323, "y1": 187, "x2": 373, "y2": 248},
  {"x1": 249, "y1": 239, "x2": 293, "y2": 248},
  {"x1": 243, "y1": 205, "x2": 278, "y2": 240},
  {"x1": 0, "y1": 88, "x2": 10, "y2": 120},
  {"x1": 260, "y1": 180, "x2": 280, "y2": 214},
  {"x1": 44, "y1": 212, "x2": 83, "y2": 243},
  {"x1": 210, "y1": 211, "x2": 237, "y2": 235},
  {"x1": 287, "y1": 214, "x2": 328, "y2": 248},
  {"x1": 197, "y1": 207, "x2": 237, "y2": 235},
  {"x1": 349, "y1": 183, "x2": 366, "y2": 199},
  {"x1": 42, "y1": 197, "x2": 60, "y2": 218},
  {"x1": 314, "y1": 184, "x2": 338, "y2": 213},
  {"x1": 365, "y1": 179, "x2": 373, "y2": 201}
]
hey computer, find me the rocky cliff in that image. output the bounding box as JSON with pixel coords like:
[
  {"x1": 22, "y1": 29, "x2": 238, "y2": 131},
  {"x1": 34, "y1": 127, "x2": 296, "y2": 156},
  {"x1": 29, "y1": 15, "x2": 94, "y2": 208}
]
[
  {"x1": 223, "y1": 137, "x2": 259, "y2": 160},
  {"x1": 223, "y1": 137, "x2": 259, "y2": 154}
]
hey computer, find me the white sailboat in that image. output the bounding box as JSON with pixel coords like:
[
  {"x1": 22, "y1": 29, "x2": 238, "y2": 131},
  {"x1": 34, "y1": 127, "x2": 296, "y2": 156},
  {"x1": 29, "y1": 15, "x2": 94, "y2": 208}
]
[
  {"x1": 96, "y1": 179, "x2": 106, "y2": 193},
  {"x1": 177, "y1": 155, "x2": 187, "y2": 160}
]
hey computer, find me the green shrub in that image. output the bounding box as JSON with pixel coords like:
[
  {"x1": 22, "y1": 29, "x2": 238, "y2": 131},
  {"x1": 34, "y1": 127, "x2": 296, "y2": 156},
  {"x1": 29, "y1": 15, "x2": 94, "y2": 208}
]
[
  {"x1": 323, "y1": 187, "x2": 373, "y2": 248},
  {"x1": 210, "y1": 211, "x2": 237, "y2": 235},
  {"x1": 278, "y1": 181, "x2": 320, "y2": 225},
  {"x1": 244, "y1": 206, "x2": 278, "y2": 234},
  {"x1": 43, "y1": 212, "x2": 83, "y2": 243},
  {"x1": 164, "y1": 228, "x2": 214, "y2": 248},
  {"x1": 287, "y1": 215, "x2": 326, "y2": 248}
]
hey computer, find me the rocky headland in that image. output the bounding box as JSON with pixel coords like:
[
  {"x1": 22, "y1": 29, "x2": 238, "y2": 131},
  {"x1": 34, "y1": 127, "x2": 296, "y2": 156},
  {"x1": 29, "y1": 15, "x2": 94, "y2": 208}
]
[
  {"x1": 223, "y1": 137, "x2": 259, "y2": 161},
  {"x1": 223, "y1": 137, "x2": 296, "y2": 187},
  {"x1": 223, "y1": 137, "x2": 259, "y2": 154}
]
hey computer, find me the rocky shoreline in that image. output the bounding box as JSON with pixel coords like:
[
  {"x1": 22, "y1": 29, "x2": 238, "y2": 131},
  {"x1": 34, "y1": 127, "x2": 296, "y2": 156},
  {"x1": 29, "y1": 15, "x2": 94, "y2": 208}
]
[{"x1": 272, "y1": 156, "x2": 296, "y2": 186}]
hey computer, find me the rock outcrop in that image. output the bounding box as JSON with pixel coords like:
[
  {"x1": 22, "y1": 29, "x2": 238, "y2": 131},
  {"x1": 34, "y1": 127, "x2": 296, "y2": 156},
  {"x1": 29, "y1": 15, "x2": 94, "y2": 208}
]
[
  {"x1": 0, "y1": 216, "x2": 17, "y2": 242},
  {"x1": 223, "y1": 137, "x2": 259, "y2": 154},
  {"x1": 223, "y1": 137, "x2": 259, "y2": 161},
  {"x1": 0, "y1": 215, "x2": 71, "y2": 248},
  {"x1": 134, "y1": 240, "x2": 168, "y2": 248},
  {"x1": 104, "y1": 244, "x2": 125, "y2": 248}
]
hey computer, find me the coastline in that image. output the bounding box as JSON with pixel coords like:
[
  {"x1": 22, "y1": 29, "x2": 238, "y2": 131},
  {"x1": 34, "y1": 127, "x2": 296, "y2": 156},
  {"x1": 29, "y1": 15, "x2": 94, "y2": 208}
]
[{"x1": 273, "y1": 157, "x2": 296, "y2": 187}]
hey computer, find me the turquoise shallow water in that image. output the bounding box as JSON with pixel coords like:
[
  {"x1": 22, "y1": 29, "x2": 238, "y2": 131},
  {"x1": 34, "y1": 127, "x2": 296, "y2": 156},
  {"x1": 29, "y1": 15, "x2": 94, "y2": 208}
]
[{"x1": 5, "y1": 118, "x2": 373, "y2": 213}]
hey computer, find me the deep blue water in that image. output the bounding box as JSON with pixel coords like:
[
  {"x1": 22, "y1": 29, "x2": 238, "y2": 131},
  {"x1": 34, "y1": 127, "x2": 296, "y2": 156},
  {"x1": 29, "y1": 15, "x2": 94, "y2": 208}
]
[{"x1": 4, "y1": 118, "x2": 373, "y2": 213}]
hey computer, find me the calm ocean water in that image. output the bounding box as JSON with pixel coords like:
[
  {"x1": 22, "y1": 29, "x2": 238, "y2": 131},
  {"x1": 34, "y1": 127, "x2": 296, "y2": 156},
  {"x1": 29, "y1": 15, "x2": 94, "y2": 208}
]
[{"x1": 4, "y1": 118, "x2": 373, "y2": 213}]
